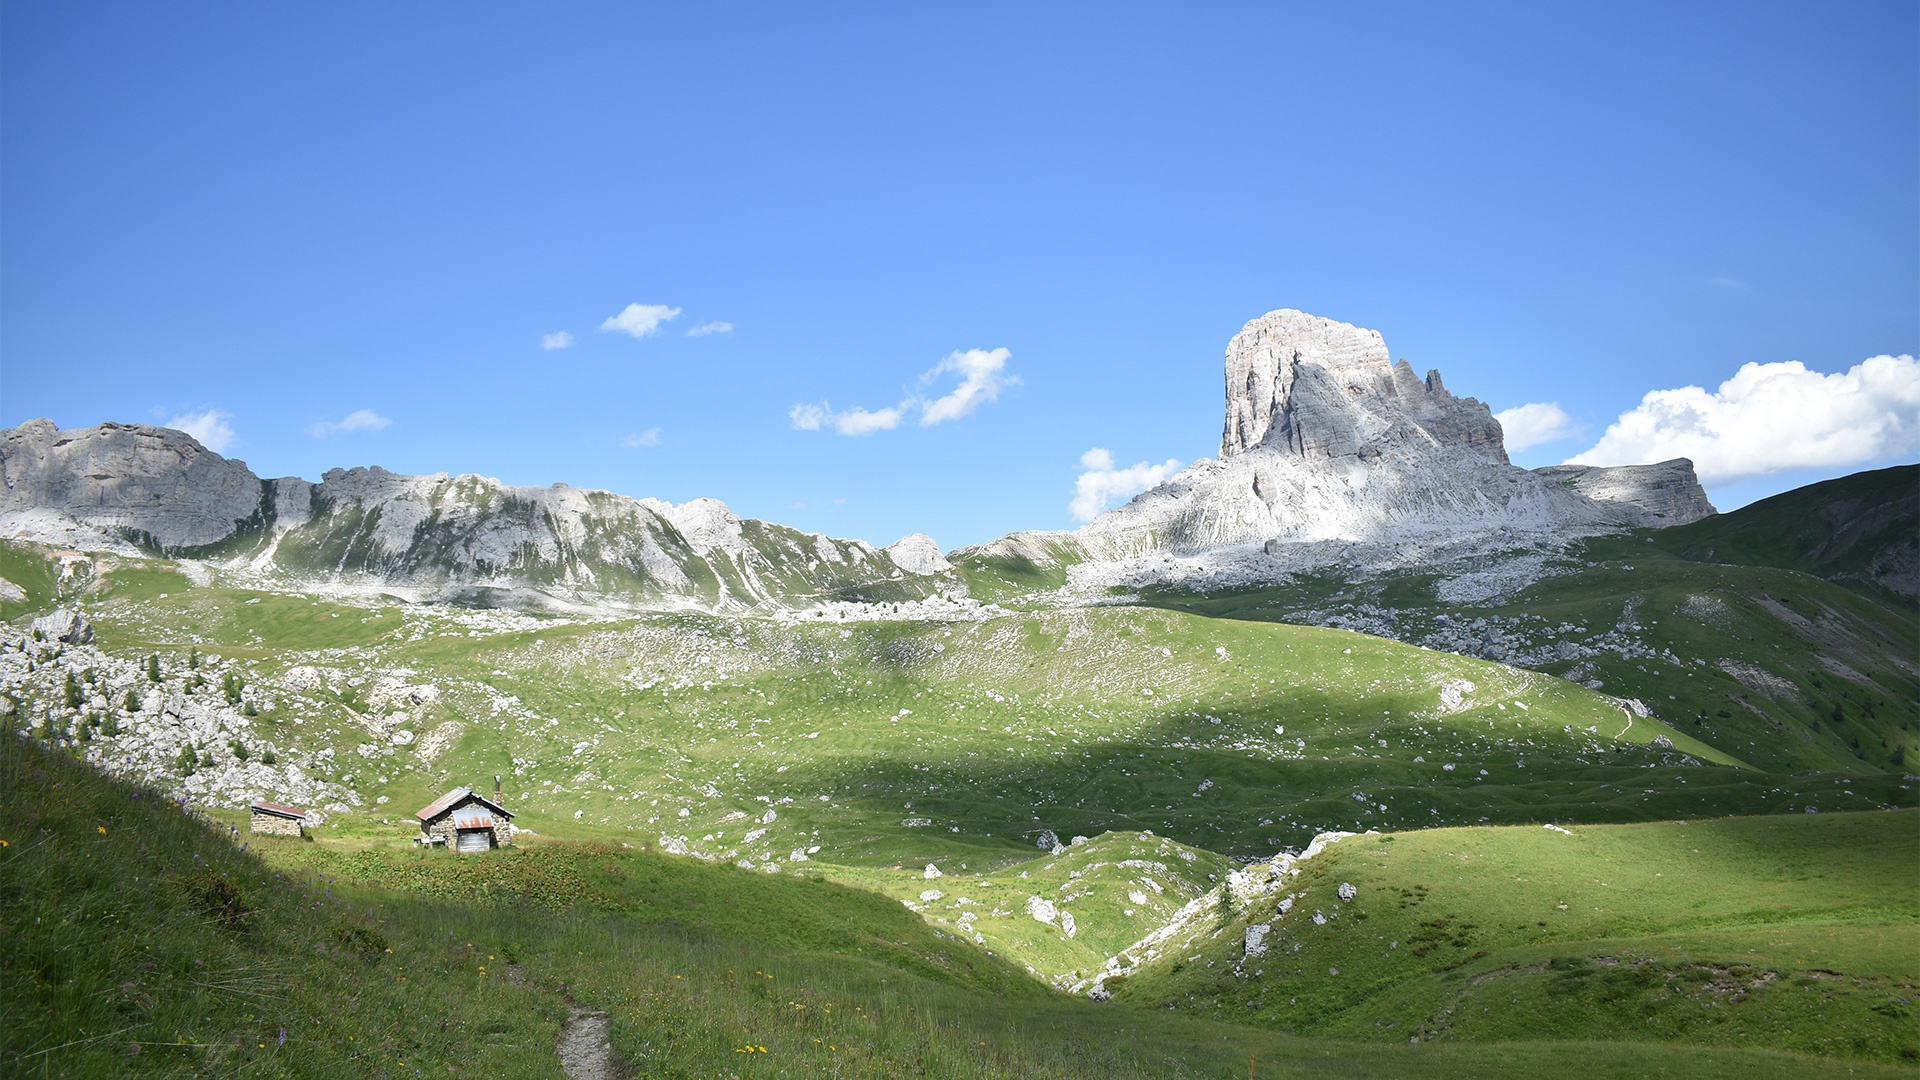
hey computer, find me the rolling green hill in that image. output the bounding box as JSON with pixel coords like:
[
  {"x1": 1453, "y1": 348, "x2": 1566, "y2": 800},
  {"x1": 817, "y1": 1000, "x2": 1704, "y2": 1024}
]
[
  {"x1": 1107, "y1": 810, "x2": 1920, "y2": 1064},
  {"x1": 5, "y1": 466, "x2": 1918, "y2": 1075},
  {"x1": 1650, "y1": 464, "x2": 1917, "y2": 599},
  {"x1": 9, "y1": 718, "x2": 1914, "y2": 1078}
]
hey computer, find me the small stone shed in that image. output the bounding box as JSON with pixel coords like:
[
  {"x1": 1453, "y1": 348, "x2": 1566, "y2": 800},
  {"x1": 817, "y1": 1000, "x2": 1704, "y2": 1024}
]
[
  {"x1": 248, "y1": 800, "x2": 308, "y2": 837},
  {"x1": 416, "y1": 787, "x2": 514, "y2": 852}
]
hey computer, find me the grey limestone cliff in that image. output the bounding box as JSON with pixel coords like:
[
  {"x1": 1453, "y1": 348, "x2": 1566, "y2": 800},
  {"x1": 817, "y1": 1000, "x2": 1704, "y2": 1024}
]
[
  {"x1": 0, "y1": 420, "x2": 957, "y2": 611},
  {"x1": 966, "y1": 308, "x2": 1716, "y2": 578},
  {"x1": 1532, "y1": 460, "x2": 1718, "y2": 527}
]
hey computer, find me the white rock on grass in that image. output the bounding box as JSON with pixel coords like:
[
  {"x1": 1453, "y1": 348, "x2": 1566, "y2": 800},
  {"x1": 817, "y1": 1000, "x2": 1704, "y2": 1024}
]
[{"x1": 30, "y1": 609, "x2": 93, "y2": 645}]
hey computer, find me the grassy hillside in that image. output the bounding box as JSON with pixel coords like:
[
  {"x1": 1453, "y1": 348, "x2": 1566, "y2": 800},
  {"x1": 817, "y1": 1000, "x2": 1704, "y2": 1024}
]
[
  {"x1": 0, "y1": 541, "x2": 69, "y2": 621},
  {"x1": 5, "y1": 470, "x2": 1916, "y2": 1074},
  {"x1": 1649, "y1": 464, "x2": 1917, "y2": 598},
  {"x1": 1111, "y1": 810, "x2": 1920, "y2": 1064},
  {"x1": 0, "y1": 551, "x2": 1895, "y2": 992},
  {"x1": 1142, "y1": 546, "x2": 1918, "y2": 775},
  {"x1": 9, "y1": 726, "x2": 1913, "y2": 1078}
]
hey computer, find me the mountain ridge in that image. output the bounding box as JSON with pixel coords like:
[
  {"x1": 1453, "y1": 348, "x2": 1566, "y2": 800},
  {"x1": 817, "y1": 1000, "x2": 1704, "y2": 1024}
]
[{"x1": 0, "y1": 418, "x2": 959, "y2": 612}]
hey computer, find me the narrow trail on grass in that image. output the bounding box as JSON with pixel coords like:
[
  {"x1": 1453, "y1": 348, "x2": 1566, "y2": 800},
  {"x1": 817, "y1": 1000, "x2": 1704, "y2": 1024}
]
[{"x1": 557, "y1": 1009, "x2": 614, "y2": 1080}]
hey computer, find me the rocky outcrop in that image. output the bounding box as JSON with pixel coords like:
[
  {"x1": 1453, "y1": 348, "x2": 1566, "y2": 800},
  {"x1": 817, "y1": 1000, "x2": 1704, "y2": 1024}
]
[
  {"x1": 1077, "y1": 310, "x2": 1624, "y2": 560},
  {"x1": 1221, "y1": 310, "x2": 1504, "y2": 462},
  {"x1": 1532, "y1": 460, "x2": 1716, "y2": 527},
  {"x1": 971, "y1": 308, "x2": 1718, "y2": 585},
  {"x1": 0, "y1": 420, "x2": 264, "y2": 551},
  {"x1": 885, "y1": 534, "x2": 952, "y2": 577},
  {"x1": 30, "y1": 608, "x2": 93, "y2": 645},
  {"x1": 0, "y1": 421, "x2": 960, "y2": 612}
]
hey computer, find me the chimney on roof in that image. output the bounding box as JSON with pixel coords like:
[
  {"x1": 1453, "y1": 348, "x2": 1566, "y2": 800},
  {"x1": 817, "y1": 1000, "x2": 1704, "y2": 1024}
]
[{"x1": 494, "y1": 775, "x2": 502, "y2": 805}]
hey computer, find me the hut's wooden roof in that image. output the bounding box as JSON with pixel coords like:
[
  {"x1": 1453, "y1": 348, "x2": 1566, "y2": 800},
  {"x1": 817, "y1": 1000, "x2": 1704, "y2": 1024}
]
[
  {"x1": 250, "y1": 800, "x2": 308, "y2": 820},
  {"x1": 416, "y1": 787, "x2": 514, "y2": 822}
]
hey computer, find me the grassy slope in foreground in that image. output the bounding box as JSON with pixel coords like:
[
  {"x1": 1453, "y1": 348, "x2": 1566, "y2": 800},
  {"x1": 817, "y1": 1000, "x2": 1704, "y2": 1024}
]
[
  {"x1": 1113, "y1": 809, "x2": 1920, "y2": 1063},
  {"x1": 8, "y1": 735, "x2": 1914, "y2": 1080}
]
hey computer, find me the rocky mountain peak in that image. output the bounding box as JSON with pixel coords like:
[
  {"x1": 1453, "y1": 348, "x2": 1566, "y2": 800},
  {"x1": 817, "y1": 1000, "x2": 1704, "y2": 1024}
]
[{"x1": 1220, "y1": 309, "x2": 1506, "y2": 464}]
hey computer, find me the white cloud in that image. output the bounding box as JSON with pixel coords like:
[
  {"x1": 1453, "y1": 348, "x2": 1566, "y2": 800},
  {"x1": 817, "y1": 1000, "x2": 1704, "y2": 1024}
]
[
  {"x1": 307, "y1": 409, "x2": 392, "y2": 438},
  {"x1": 1069, "y1": 447, "x2": 1184, "y2": 522},
  {"x1": 790, "y1": 346, "x2": 1016, "y2": 437},
  {"x1": 919, "y1": 347, "x2": 1015, "y2": 426},
  {"x1": 789, "y1": 401, "x2": 904, "y2": 436},
  {"x1": 599, "y1": 303, "x2": 682, "y2": 339},
  {"x1": 1564, "y1": 355, "x2": 1920, "y2": 484},
  {"x1": 165, "y1": 408, "x2": 235, "y2": 453},
  {"x1": 687, "y1": 321, "x2": 733, "y2": 337},
  {"x1": 788, "y1": 404, "x2": 826, "y2": 431},
  {"x1": 1494, "y1": 402, "x2": 1576, "y2": 452},
  {"x1": 620, "y1": 429, "x2": 662, "y2": 448},
  {"x1": 541, "y1": 331, "x2": 575, "y2": 350}
]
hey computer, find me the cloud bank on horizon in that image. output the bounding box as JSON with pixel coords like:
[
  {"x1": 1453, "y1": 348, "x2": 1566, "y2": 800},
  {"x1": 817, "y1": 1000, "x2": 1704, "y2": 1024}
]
[
  {"x1": 1563, "y1": 354, "x2": 1920, "y2": 484},
  {"x1": 791, "y1": 347, "x2": 1016, "y2": 436}
]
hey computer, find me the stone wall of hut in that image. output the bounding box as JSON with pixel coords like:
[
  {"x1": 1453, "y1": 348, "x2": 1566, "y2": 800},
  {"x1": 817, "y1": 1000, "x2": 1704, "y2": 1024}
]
[
  {"x1": 250, "y1": 809, "x2": 303, "y2": 837},
  {"x1": 421, "y1": 813, "x2": 511, "y2": 850}
]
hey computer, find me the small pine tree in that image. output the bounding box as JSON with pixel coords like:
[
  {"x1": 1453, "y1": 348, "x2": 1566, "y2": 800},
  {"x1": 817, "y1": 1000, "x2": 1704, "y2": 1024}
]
[
  {"x1": 100, "y1": 711, "x2": 120, "y2": 737},
  {"x1": 147, "y1": 655, "x2": 162, "y2": 683},
  {"x1": 177, "y1": 745, "x2": 197, "y2": 776},
  {"x1": 64, "y1": 672, "x2": 84, "y2": 710},
  {"x1": 222, "y1": 672, "x2": 245, "y2": 705},
  {"x1": 124, "y1": 689, "x2": 142, "y2": 712},
  {"x1": 200, "y1": 750, "x2": 215, "y2": 768},
  {"x1": 231, "y1": 740, "x2": 249, "y2": 762},
  {"x1": 189, "y1": 649, "x2": 200, "y2": 671},
  {"x1": 261, "y1": 749, "x2": 276, "y2": 765},
  {"x1": 243, "y1": 701, "x2": 259, "y2": 717}
]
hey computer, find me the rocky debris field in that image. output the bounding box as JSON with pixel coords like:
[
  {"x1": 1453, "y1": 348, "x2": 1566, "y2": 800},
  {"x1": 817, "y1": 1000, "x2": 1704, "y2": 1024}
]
[{"x1": 1, "y1": 610, "x2": 357, "y2": 813}]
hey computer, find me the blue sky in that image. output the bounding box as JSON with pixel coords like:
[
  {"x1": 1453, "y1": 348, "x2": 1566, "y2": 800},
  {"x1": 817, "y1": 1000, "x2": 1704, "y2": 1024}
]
[{"x1": 4, "y1": 3, "x2": 1915, "y2": 550}]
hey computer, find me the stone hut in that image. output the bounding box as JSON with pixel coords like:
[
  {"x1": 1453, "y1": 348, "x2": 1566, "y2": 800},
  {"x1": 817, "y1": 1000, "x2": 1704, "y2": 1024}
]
[
  {"x1": 416, "y1": 786, "x2": 514, "y2": 852},
  {"x1": 248, "y1": 800, "x2": 308, "y2": 837}
]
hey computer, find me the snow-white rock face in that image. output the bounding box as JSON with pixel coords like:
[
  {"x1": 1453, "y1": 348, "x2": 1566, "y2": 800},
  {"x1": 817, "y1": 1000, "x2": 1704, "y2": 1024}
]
[
  {"x1": 0, "y1": 420, "x2": 264, "y2": 552},
  {"x1": 963, "y1": 309, "x2": 1713, "y2": 587},
  {"x1": 1219, "y1": 309, "x2": 1505, "y2": 462},
  {"x1": 0, "y1": 421, "x2": 961, "y2": 612},
  {"x1": 885, "y1": 533, "x2": 952, "y2": 577},
  {"x1": 1079, "y1": 310, "x2": 1616, "y2": 560}
]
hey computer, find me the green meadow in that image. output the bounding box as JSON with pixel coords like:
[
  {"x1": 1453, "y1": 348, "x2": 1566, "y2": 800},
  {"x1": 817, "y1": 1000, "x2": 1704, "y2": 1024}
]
[
  {"x1": 3, "y1": 478, "x2": 1916, "y2": 1077},
  {"x1": 7, "y1": 732, "x2": 1914, "y2": 1078}
]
